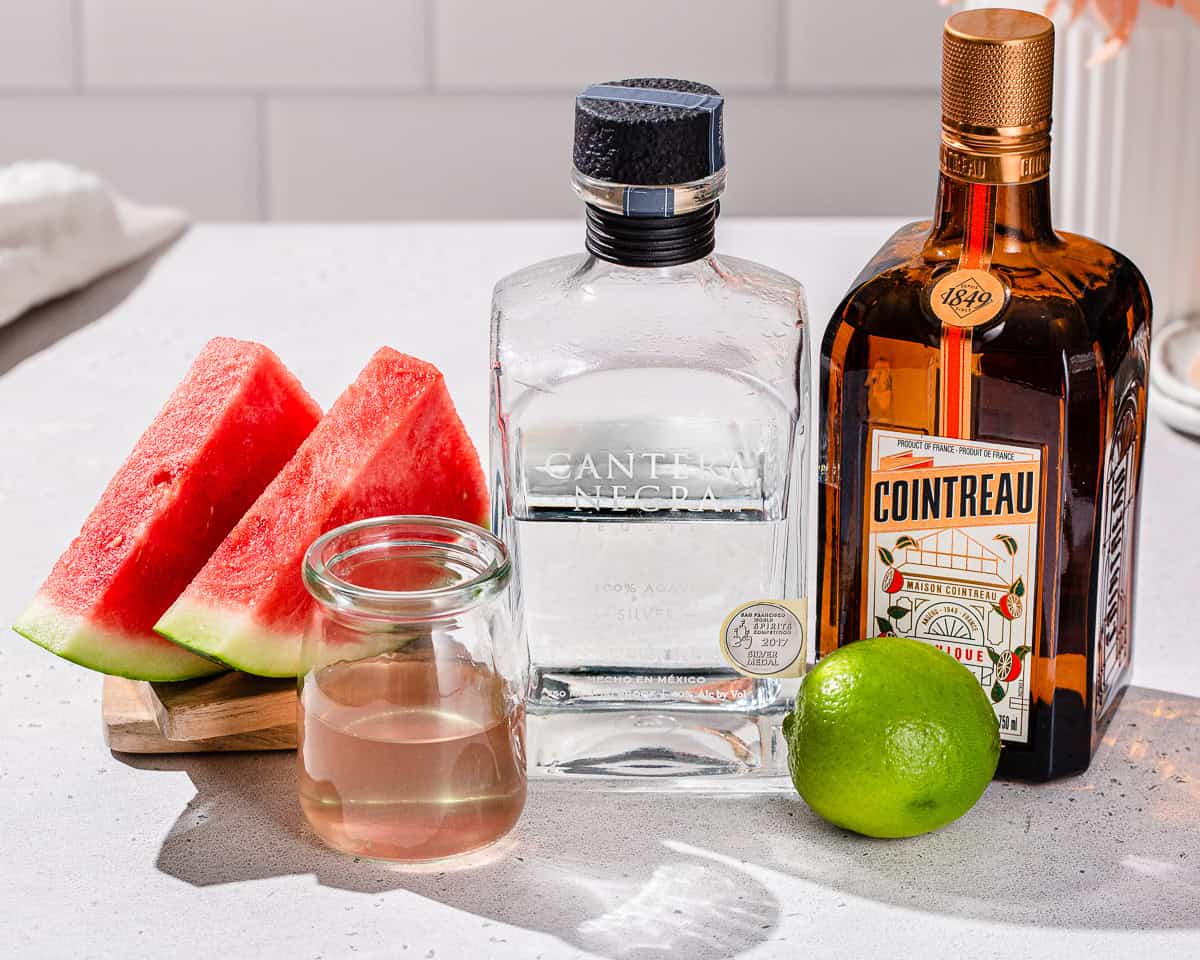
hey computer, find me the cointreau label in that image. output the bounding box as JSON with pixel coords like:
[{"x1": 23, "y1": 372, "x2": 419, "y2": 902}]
[
  {"x1": 1093, "y1": 385, "x2": 1142, "y2": 717},
  {"x1": 864, "y1": 430, "x2": 1043, "y2": 743}
]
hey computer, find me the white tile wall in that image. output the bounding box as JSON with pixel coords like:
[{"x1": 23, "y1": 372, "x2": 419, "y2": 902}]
[
  {"x1": 725, "y1": 94, "x2": 941, "y2": 216},
  {"x1": 82, "y1": 0, "x2": 426, "y2": 89},
  {"x1": 434, "y1": 0, "x2": 780, "y2": 91},
  {"x1": 268, "y1": 96, "x2": 576, "y2": 220},
  {"x1": 785, "y1": 0, "x2": 945, "y2": 89},
  {"x1": 0, "y1": 96, "x2": 259, "y2": 218},
  {"x1": 0, "y1": 0, "x2": 945, "y2": 220},
  {"x1": 0, "y1": 1, "x2": 74, "y2": 89}
]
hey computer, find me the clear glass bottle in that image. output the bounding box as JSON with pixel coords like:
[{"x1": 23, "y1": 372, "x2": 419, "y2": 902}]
[{"x1": 491, "y1": 79, "x2": 810, "y2": 783}]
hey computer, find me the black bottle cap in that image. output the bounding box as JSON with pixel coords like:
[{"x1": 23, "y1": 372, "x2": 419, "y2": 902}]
[{"x1": 573, "y1": 78, "x2": 725, "y2": 186}]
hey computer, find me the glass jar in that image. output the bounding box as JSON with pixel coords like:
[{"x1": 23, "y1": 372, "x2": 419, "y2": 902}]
[{"x1": 297, "y1": 516, "x2": 524, "y2": 862}]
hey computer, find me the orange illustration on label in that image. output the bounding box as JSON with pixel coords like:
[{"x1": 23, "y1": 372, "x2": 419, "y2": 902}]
[{"x1": 864, "y1": 429, "x2": 1042, "y2": 743}]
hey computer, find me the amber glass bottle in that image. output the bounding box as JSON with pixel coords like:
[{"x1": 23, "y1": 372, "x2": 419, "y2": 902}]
[{"x1": 817, "y1": 9, "x2": 1151, "y2": 781}]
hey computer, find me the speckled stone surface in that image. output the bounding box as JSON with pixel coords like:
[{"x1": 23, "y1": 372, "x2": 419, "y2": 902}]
[{"x1": 2, "y1": 222, "x2": 1198, "y2": 959}]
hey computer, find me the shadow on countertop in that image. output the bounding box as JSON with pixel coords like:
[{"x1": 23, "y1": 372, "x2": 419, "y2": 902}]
[
  {"x1": 0, "y1": 231, "x2": 185, "y2": 377},
  {"x1": 118, "y1": 686, "x2": 1200, "y2": 957},
  {"x1": 120, "y1": 749, "x2": 781, "y2": 959}
]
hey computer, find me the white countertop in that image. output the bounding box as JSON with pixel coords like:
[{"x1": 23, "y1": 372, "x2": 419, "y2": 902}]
[{"x1": 2, "y1": 221, "x2": 1198, "y2": 960}]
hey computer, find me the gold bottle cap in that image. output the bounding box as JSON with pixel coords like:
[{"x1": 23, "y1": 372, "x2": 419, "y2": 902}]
[{"x1": 939, "y1": 9, "x2": 1055, "y2": 185}]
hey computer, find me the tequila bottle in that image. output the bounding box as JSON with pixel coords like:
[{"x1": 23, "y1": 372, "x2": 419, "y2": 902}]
[{"x1": 491, "y1": 79, "x2": 810, "y2": 782}]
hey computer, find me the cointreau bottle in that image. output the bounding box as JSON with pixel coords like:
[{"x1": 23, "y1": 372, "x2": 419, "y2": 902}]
[{"x1": 817, "y1": 9, "x2": 1151, "y2": 780}]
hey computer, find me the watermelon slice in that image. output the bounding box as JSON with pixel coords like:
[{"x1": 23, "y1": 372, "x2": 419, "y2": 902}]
[
  {"x1": 13, "y1": 338, "x2": 322, "y2": 681},
  {"x1": 155, "y1": 347, "x2": 489, "y2": 677}
]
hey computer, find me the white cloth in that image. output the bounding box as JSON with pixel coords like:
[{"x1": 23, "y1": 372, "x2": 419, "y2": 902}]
[{"x1": 0, "y1": 162, "x2": 187, "y2": 327}]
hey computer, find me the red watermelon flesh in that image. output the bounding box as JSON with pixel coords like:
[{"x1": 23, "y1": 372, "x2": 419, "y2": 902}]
[
  {"x1": 155, "y1": 347, "x2": 489, "y2": 677},
  {"x1": 13, "y1": 338, "x2": 322, "y2": 680}
]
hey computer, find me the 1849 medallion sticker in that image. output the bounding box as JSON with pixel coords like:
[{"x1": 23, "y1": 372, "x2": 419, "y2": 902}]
[
  {"x1": 864, "y1": 430, "x2": 1042, "y2": 743},
  {"x1": 720, "y1": 599, "x2": 807, "y2": 679},
  {"x1": 930, "y1": 268, "x2": 1008, "y2": 328}
]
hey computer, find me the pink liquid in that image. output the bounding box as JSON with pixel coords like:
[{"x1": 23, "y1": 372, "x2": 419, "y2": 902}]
[{"x1": 298, "y1": 653, "x2": 526, "y2": 861}]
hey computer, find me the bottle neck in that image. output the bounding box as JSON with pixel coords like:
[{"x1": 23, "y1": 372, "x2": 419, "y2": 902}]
[
  {"x1": 929, "y1": 174, "x2": 1056, "y2": 253},
  {"x1": 584, "y1": 201, "x2": 719, "y2": 268}
]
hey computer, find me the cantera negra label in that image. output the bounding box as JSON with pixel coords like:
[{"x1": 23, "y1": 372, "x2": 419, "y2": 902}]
[{"x1": 531, "y1": 448, "x2": 760, "y2": 513}]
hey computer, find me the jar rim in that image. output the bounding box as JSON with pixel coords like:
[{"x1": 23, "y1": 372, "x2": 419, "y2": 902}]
[{"x1": 302, "y1": 515, "x2": 510, "y2": 619}]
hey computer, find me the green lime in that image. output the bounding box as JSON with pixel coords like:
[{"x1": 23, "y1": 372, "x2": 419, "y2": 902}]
[{"x1": 783, "y1": 637, "x2": 1000, "y2": 838}]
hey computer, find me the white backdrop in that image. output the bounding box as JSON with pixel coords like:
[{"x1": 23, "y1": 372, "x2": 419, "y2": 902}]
[
  {"x1": 2, "y1": 0, "x2": 1194, "y2": 322},
  {"x1": 0, "y1": 0, "x2": 947, "y2": 220}
]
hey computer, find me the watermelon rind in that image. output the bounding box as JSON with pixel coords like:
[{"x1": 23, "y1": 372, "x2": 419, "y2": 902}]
[
  {"x1": 13, "y1": 596, "x2": 225, "y2": 682},
  {"x1": 155, "y1": 599, "x2": 300, "y2": 678}
]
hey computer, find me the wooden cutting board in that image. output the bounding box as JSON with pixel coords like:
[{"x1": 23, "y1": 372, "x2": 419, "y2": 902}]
[
  {"x1": 139, "y1": 671, "x2": 297, "y2": 740},
  {"x1": 102, "y1": 674, "x2": 297, "y2": 753}
]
